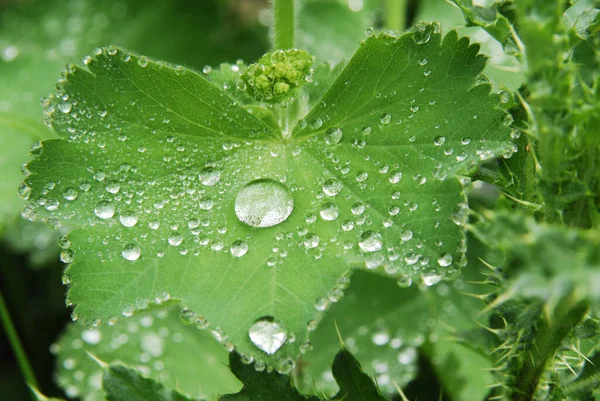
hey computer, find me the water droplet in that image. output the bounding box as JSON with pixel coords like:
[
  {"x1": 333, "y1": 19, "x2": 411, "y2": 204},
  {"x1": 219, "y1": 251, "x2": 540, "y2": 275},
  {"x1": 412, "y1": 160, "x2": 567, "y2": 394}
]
[
  {"x1": 324, "y1": 127, "x2": 343, "y2": 145},
  {"x1": 434, "y1": 136, "x2": 446, "y2": 146},
  {"x1": 437, "y1": 253, "x2": 453, "y2": 267},
  {"x1": 389, "y1": 170, "x2": 403, "y2": 184},
  {"x1": 355, "y1": 171, "x2": 369, "y2": 182},
  {"x1": 365, "y1": 27, "x2": 375, "y2": 37},
  {"x1": 351, "y1": 202, "x2": 365, "y2": 215},
  {"x1": 422, "y1": 273, "x2": 443, "y2": 286},
  {"x1": 304, "y1": 233, "x2": 320, "y2": 249},
  {"x1": 323, "y1": 179, "x2": 342, "y2": 197},
  {"x1": 230, "y1": 240, "x2": 249, "y2": 257},
  {"x1": 62, "y1": 188, "x2": 78, "y2": 201},
  {"x1": 138, "y1": 56, "x2": 148, "y2": 67},
  {"x1": 94, "y1": 201, "x2": 115, "y2": 219},
  {"x1": 400, "y1": 230, "x2": 413, "y2": 242},
  {"x1": 168, "y1": 233, "x2": 183, "y2": 246},
  {"x1": 319, "y1": 203, "x2": 339, "y2": 221},
  {"x1": 248, "y1": 318, "x2": 287, "y2": 355},
  {"x1": 380, "y1": 113, "x2": 392, "y2": 125},
  {"x1": 122, "y1": 244, "x2": 141, "y2": 261},
  {"x1": 119, "y1": 212, "x2": 138, "y2": 227},
  {"x1": 235, "y1": 179, "x2": 293, "y2": 228},
  {"x1": 199, "y1": 167, "x2": 221, "y2": 186},
  {"x1": 358, "y1": 231, "x2": 382, "y2": 252},
  {"x1": 58, "y1": 102, "x2": 72, "y2": 113}
]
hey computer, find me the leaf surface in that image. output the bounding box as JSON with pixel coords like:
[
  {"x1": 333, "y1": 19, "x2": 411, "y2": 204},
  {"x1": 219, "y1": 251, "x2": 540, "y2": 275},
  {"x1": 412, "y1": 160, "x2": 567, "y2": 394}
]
[
  {"x1": 24, "y1": 27, "x2": 512, "y2": 366},
  {"x1": 103, "y1": 364, "x2": 195, "y2": 401},
  {"x1": 55, "y1": 307, "x2": 239, "y2": 401}
]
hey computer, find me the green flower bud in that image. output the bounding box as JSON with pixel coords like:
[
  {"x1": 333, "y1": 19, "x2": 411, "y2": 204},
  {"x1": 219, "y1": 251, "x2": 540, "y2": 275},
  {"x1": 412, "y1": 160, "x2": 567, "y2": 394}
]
[{"x1": 241, "y1": 49, "x2": 316, "y2": 102}]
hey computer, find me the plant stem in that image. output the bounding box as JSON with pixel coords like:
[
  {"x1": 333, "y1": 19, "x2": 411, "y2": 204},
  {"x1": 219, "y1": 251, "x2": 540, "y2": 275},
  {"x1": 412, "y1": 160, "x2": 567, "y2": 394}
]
[
  {"x1": 0, "y1": 290, "x2": 39, "y2": 390},
  {"x1": 384, "y1": 0, "x2": 406, "y2": 31},
  {"x1": 512, "y1": 295, "x2": 588, "y2": 401},
  {"x1": 271, "y1": 0, "x2": 296, "y2": 50}
]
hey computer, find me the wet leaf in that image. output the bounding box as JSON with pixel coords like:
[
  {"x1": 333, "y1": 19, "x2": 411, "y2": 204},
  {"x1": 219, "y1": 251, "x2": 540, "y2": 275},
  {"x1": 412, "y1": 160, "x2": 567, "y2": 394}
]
[
  {"x1": 55, "y1": 307, "x2": 239, "y2": 400},
  {"x1": 24, "y1": 27, "x2": 512, "y2": 367}
]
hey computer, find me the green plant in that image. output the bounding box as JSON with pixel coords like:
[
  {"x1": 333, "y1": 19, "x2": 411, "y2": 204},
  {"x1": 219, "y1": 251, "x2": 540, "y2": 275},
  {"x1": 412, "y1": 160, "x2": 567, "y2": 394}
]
[{"x1": 1, "y1": 0, "x2": 599, "y2": 400}]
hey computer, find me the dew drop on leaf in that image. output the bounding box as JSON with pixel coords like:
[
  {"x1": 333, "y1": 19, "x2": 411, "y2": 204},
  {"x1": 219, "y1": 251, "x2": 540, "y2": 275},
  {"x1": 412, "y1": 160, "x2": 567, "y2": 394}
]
[
  {"x1": 322, "y1": 179, "x2": 342, "y2": 196},
  {"x1": 248, "y1": 318, "x2": 287, "y2": 355},
  {"x1": 230, "y1": 240, "x2": 249, "y2": 257},
  {"x1": 380, "y1": 113, "x2": 392, "y2": 125},
  {"x1": 324, "y1": 127, "x2": 343, "y2": 145},
  {"x1": 122, "y1": 244, "x2": 141, "y2": 261},
  {"x1": 319, "y1": 202, "x2": 339, "y2": 221},
  {"x1": 437, "y1": 252, "x2": 453, "y2": 267},
  {"x1": 199, "y1": 167, "x2": 221, "y2": 186},
  {"x1": 234, "y1": 179, "x2": 293, "y2": 228},
  {"x1": 94, "y1": 201, "x2": 115, "y2": 219},
  {"x1": 358, "y1": 230, "x2": 383, "y2": 252},
  {"x1": 119, "y1": 212, "x2": 138, "y2": 227}
]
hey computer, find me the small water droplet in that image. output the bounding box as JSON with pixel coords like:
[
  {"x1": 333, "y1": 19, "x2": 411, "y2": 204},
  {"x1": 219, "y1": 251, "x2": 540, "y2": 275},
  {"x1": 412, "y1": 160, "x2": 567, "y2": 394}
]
[
  {"x1": 94, "y1": 201, "x2": 115, "y2": 219},
  {"x1": 58, "y1": 102, "x2": 72, "y2": 113},
  {"x1": 199, "y1": 167, "x2": 221, "y2": 186},
  {"x1": 359, "y1": 231, "x2": 382, "y2": 252},
  {"x1": 138, "y1": 56, "x2": 149, "y2": 67},
  {"x1": 319, "y1": 203, "x2": 339, "y2": 221},
  {"x1": 119, "y1": 212, "x2": 138, "y2": 227},
  {"x1": 437, "y1": 253, "x2": 453, "y2": 267},
  {"x1": 122, "y1": 244, "x2": 141, "y2": 261},
  {"x1": 304, "y1": 233, "x2": 320, "y2": 249},
  {"x1": 230, "y1": 240, "x2": 249, "y2": 257},
  {"x1": 380, "y1": 113, "x2": 392, "y2": 125},
  {"x1": 168, "y1": 233, "x2": 183, "y2": 246},
  {"x1": 323, "y1": 179, "x2": 342, "y2": 197},
  {"x1": 248, "y1": 318, "x2": 287, "y2": 355},
  {"x1": 62, "y1": 188, "x2": 78, "y2": 201},
  {"x1": 324, "y1": 127, "x2": 343, "y2": 145},
  {"x1": 235, "y1": 179, "x2": 293, "y2": 228}
]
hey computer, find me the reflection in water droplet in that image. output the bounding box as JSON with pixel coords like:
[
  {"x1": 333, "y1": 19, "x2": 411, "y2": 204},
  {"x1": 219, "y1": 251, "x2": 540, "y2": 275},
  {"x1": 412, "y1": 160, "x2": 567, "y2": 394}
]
[
  {"x1": 199, "y1": 167, "x2": 221, "y2": 186},
  {"x1": 230, "y1": 240, "x2": 249, "y2": 257},
  {"x1": 94, "y1": 201, "x2": 115, "y2": 219},
  {"x1": 437, "y1": 253, "x2": 453, "y2": 267},
  {"x1": 323, "y1": 179, "x2": 342, "y2": 197},
  {"x1": 122, "y1": 244, "x2": 141, "y2": 261},
  {"x1": 324, "y1": 127, "x2": 343, "y2": 145},
  {"x1": 359, "y1": 231, "x2": 382, "y2": 252},
  {"x1": 235, "y1": 179, "x2": 293, "y2": 228},
  {"x1": 248, "y1": 318, "x2": 287, "y2": 355},
  {"x1": 319, "y1": 203, "x2": 339, "y2": 221}
]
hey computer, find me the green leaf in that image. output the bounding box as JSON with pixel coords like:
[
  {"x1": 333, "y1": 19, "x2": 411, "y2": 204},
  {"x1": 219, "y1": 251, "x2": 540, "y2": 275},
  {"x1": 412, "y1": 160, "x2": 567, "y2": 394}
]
[
  {"x1": 298, "y1": 0, "x2": 378, "y2": 64},
  {"x1": 221, "y1": 349, "x2": 389, "y2": 401},
  {"x1": 220, "y1": 352, "x2": 320, "y2": 401},
  {"x1": 24, "y1": 27, "x2": 512, "y2": 367},
  {"x1": 0, "y1": 0, "x2": 266, "y2": 230},
  {"x1": 331, "y1": 348, "x2": 389, "y2": 401},
  {"x1": 449, "y1": 0, "x2": 520, "y2": 56},
  {"x1": 416, "y1": 0, "x2": 524, "y2": 91},
  {"x1": 103, "y1": 363, "x2": 195, "y2": 401},
  {"x1": 55, "y1": 307, "x2": 239, "y2": 400},
  {"x1": 298, "y1": 271, "x2": 428, "y2": 396}
]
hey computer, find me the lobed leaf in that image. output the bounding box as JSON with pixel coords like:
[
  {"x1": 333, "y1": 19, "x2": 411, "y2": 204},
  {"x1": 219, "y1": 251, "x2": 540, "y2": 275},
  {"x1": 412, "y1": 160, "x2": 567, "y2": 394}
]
[{"x1": 23, "y1": 27, "x2": 513, "y2": 367}]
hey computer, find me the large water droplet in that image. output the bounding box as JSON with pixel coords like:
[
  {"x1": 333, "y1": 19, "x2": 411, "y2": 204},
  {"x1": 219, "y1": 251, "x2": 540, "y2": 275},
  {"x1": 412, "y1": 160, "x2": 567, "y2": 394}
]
[
  {"x1": 248, "y1": 318, "x2": 287, "y2": 355},
  {"x1": 235, "y1": 179, "x2": 293, "y2": 228},
  {"x1": 358, "y1": 231, "x2": 382, "y2": 252}
]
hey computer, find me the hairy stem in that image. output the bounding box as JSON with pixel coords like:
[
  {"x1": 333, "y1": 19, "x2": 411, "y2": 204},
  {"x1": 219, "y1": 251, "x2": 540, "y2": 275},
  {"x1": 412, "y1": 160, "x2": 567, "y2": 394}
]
[
  {"x1": 384, "y1": 0, "x2": 406, "y2": 31},
  {"x1": 271, "y1": 0, "x2": 296, "y2": 50},
  {"x1": 0, "y1": 290, "x2": 39, "y2": 390},
  {"x1": 512, "y1": 295, "x2": 589, "y2": 401}
]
